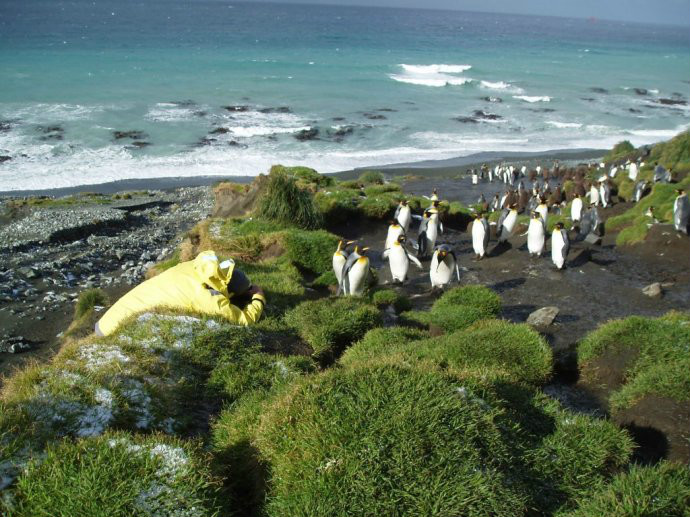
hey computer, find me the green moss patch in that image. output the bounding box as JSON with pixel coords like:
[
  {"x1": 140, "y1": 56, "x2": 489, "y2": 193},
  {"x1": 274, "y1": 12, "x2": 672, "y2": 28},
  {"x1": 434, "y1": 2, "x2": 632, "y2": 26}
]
[
  {"x1": 578, "y1": 312, "x2": 690, "y2": 412},
  {"x1": 256, "y1": 170, "x2": 323, "y2": 229},
  {"x1": 370, "y1": 288, "x2": 412, "y2": 312},
  {"x1": 284, "y1": 297, "x2": 382, "y2": 363}
]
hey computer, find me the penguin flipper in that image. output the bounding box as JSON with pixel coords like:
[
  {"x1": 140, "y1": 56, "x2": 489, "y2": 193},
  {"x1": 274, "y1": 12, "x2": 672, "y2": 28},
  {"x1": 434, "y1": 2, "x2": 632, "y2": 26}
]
[
  {"x1": 408, "y1": 253, "x2": 423, "y2": 269},
  {"x1": 381, "y1": 249, "x2": 390, "y2": 260},
  {"x1": 394, "y1": 205, "x2": 401, "y2": 218}
]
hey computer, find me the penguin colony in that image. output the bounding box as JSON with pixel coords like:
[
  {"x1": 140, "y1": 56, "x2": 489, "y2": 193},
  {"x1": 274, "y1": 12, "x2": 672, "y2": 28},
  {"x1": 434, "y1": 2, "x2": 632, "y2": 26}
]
[{"x1": 335, "y1": 159, "x2": 689, "y2": 296}]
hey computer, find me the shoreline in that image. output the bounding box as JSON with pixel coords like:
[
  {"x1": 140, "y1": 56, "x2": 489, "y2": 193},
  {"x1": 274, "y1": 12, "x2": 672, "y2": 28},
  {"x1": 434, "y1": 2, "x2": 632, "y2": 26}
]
[{"x1": 0, "y1": 147, "x2": 606, "y2": 197}]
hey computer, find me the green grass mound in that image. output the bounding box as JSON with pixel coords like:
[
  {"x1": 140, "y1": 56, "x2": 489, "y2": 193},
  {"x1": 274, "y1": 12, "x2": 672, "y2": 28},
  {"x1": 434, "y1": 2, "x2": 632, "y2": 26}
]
[
  {"x1": 340, "y1": 326, "x2": 429, "y2": 366},
  {"x1": 284, "y1": 297, "x2": 382, "y2": 363},
  {"x1": 256, "y1": 169, "x2": 323, "y2": 229},
  {"x1": 3, "y1": 432, "x2": 222, "y2": 517},
  {"x1": 370, "y1": 288, "x2": 412, "y2": 312},
  {"x1": 250, "y1": 363, "x2": 631, "y2": 517},
  {"x1": 433, "y1": 285, "x2": 502, "y2": 316},
  {"x1": 282, "y1": 229, "x2": 340, "y2": 276},
  {"x1": 578, "y1": 312, "x2": 690, "y2": 412},
  {"x1": 558, "y1": 462, "x2": 690, "y2": 517},
  {"x1": 343, "y1": 319, "x2": 552, "y2": 385},
  {"x1": 605, "y1": 140, "x2": 636, "y2": 162},
  {"x1": 269, "y1": 164, "x2": 335, "y2": 190},
  {"x1": 64, "y1": 288, "x2": 110, "y2": 341},
  {"x1": 358, "y1": 170, "x2": 384, "y2": 184},
  {"x1": 647, "y1": 130, "x2": 690, "y2": 171}
]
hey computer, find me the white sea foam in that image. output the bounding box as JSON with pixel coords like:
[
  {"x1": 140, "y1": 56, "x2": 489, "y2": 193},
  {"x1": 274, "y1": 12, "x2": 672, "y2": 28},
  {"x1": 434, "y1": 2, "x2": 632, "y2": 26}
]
[
  {"x1": 513, "y1": 95, "x2": 551, "y2": 103},
  {"x1": 229, "y1": 125, "x2": 311, "y2": 137},
  {"x1": 480, "y1": 80, "x2": 521, "y2": 92},
  {"x1": 400, "y1": 64, "x2": 471, "y2": 74},
  {"x1": 547, "y1": 121, "x2": 583, "y2": 129},
  {"x1": 145, "y1": 103, "x2": 199, "y2": 122},
  {"x1": 389, "y1": 74, "x2": 472, "y2": 87}
]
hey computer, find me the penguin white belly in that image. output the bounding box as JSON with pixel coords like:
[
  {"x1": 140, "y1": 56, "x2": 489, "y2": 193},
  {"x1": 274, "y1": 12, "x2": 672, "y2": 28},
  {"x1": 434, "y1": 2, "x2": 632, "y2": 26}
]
[
  {"x1": 472, "y1": 173, "x2": 478, "y2": 185},
  {"x1": 397, "y1": 207, "x2": 411, "y2": 232},
  {"x1": 527, "y1": 220, "x2": 545, "y2": 256},
  {"x1": 599, "y1": 186, "x2": 608, "y2": 207},
  {"x1": 385, "y1": 226, "x2": 403, "y2": 250},
  {"x1": 590, "y1": 187, "x2": 600, "y2": 205},
  {"x1": 472, "y1": 221, "x2": 487, "y2": 257},
  {"x1": 348, "y1": 258, "x2": 369, "y2": 296},
  {"x1": 333, "y1": 253, "x2": 346, "y2": 285},
  {"x1": 430, "y1": 254, "x2": 454, "y2": 287},
  {"x1": 628, "y1": 164, "x2": 638, "y2": 181},
  {"x1": 551, "y1": 231, "x2": 565, "y2": 269},
  {"x1": 571, "y1": 198, "x2": 583, "y2": 221},
  {"x1": 500, "y1": 211, "x2": 517, "y2": 241},
  {"x1": 426, "y1": 221, "x2": 438, "y2": 250},
  {"x1": 388, "y1": 246, "x2": 409, "y2": 282},
  {"x1": 536, "y1": 205, "x2": 548, "y2": 226}
]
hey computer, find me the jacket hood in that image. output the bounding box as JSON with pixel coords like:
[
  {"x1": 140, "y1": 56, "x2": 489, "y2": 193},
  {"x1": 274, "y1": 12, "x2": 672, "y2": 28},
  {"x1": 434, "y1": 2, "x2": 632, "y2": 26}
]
[{"x1": 193, "y1": 250, "x2": 235, "y2": 295}]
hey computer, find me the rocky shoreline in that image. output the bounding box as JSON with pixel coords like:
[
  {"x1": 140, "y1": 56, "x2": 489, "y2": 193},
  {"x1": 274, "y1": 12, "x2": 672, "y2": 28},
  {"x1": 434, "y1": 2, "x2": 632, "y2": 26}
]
[{"x1": 0, "y1": 187, "x2": 212, "y2": 378}]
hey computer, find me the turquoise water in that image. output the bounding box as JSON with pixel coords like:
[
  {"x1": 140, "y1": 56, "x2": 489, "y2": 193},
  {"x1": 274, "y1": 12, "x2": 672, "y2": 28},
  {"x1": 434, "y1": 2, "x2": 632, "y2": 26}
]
[{"x1": 0, "y1": 0, "x2": 688, "y2": 190}]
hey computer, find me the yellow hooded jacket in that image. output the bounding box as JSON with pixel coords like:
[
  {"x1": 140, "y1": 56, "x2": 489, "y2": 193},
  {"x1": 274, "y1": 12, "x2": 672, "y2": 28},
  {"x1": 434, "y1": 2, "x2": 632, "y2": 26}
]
[{"x1": 96, "y1": 251, "x2": 266, "y2": 336}]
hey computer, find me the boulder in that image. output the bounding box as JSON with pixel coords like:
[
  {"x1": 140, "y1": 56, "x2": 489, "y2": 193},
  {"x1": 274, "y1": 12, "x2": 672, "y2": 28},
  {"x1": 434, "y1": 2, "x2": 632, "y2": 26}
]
[
  {"x1": 526, "y1": 306, "x2": 559, "y2": 328},
  {"x1": 294, "y1": 128, "x2": 319, "y2": 141},
  {"x1": 642, "y1": 282, "x2": 663, "y2": 298}
]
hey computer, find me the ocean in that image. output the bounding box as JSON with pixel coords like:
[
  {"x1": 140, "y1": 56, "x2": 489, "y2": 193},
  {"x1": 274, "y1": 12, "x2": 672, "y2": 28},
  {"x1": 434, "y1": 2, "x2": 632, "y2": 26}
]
[{"x1": 0, "y1": 0, "x2": 688, "y2": 191}]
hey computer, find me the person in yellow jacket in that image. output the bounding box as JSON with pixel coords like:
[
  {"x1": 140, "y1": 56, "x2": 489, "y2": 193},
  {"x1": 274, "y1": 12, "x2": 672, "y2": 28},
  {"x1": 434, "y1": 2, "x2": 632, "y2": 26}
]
[{"x1": 95, "y1": 250, "x2": 266, "y2": 336}]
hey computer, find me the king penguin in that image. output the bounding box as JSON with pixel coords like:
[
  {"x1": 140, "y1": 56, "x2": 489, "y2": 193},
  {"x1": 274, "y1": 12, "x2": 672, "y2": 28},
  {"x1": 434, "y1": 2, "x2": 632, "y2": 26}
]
[
  {"x1": 332, "y1": 239, "x2": 354, "y2": 286},
  {"x1": 383, "y1": 234, "x2": 422, "y2": 283},
  {"x1": 496, "y1": 204, "x2": 519, "y2": 243},
  {"x1": 535, "y1": 197, "x2": 549, "y2": 227},
  {"x1": 394, "y1": 199, "x2": 412, "y2": 233},
  {"x1": 571, "y1": 193, "x2": 583, "y2": 226},
  {"x1": 527, "y1": 211, "x2": 546, "y2": 257},
  {"x1": 589, "y1": 182, "x2": 601, "y2": 206},
  {"x1": 417, "y1": 209, "x2": 441, "y2": 258},
  {"x1": 430, "y1": 244, "x2": 461, "y2": 288},
  {"x1": 385, "y1": 220, "x2": 405, "y2": 250},
  {"x1": 471, "y1": 212, "x2": 490, "y2": 259},
  {"x1": 633, "y1": 180, "x2": 648, "y2": 203},
  {"x1": 551, "y1": 222, "x2": 570, "y2": 270},
  {"x1": 673, "y1": 189, "x2": 689, "y2": 234},
  {"x1": 599, "y1": 181, "x2": 611, "y2": 208},
  {"x1": 338, "y1": 246, "x2": 371, "y2": 296}
]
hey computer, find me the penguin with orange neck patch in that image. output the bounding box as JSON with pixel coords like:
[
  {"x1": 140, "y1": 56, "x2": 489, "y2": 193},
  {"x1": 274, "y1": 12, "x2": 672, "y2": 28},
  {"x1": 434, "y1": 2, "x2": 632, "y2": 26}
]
[
  {"x1": 338, "y1": 245, "x2": 371, "y2": 296},
  {"x1": 383, "y1": 234, "x2": 422, "y2": 283},
  {"x1": 430, "y1": 244, "x2": 460, "y2": 288}
]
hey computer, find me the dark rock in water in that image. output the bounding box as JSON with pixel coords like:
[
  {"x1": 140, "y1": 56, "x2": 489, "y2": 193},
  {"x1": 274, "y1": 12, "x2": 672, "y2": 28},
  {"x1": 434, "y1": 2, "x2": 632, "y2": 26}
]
[
  {"x1": 113, "y1": 130, "x2": 147, "y2": 140},
  {"x1": 223, "y1": 105, "x2": 250, "y2": 112},
  {"x1": 331, "y1": 126, "x2": 354, "y2": 137},
  {"x1": 580, "y1": 97, "x2": 596, "y2": 102},
  {"x1": 209, "y1": 127, "x2": 230, "y2": 134},
  {"x1": 295, "y1": 128, "x2": 319, "y2": 141},
  {"x1": 671, "y1": 92, "x2": 685, "y2": 99},
  {"x1": 332, "y1": 117, "x2": 346, "y2": 122},
  {"x1": 194, "y1": 111, "x2": 207, "y2": 117},
  {"x1": 39, "y1": 134, "x2": 64, "y2": 141},
  {"x1": 454, "y1": 116, "x2": 479, "y2": 124},
  {"x1": 128, "y1": 141, "x2": 151, "y2": 149},
  {"x1": 0, "y1": 121, "x2": 11, "y2": 132},
  {"x1": 590, "y1": 87, "x2": 609, "y2": 94},
  {"x1": 363, "y1": 112, "x2": 386, "y2": 120},
  {"x1": 472, "y1": 110, "x2": 502, "y2": 120},
  {"x1": 377, "y1": 108, "x2": 397, "y2": 112},
  {"x1": 196, "y1": 137, "x2": 217, "y2": 146},
  {"x1": 633, "y1": 88, "x2": 648, "y2": 96},
  {"x1": 0, "y1": 155, "x2": 11, "y2": 163},
  {"x1": 628, "y1": 108, "x2": 643, "y2": 114},
  {"x1": 170, "y1": 99, "x2": 197, "y2": 106},
  {"x1": 481, "y1": 96, "x2": 503, "y2": 103},
  {"x1": 259, "y1": 106, "x2": 292, "y2": 114},
  {"x1": 37, "y1": 125, "x2": 64, "y2": 141},
  {"x1": 658, "y1": 98, "x2": 687, "y2": 106},
  {"x1": 529, "y1": 108, "x2": 556, "y2": 113},
  {"x1": 227, "y1": 140, "x2": 246, "y2": 148}
]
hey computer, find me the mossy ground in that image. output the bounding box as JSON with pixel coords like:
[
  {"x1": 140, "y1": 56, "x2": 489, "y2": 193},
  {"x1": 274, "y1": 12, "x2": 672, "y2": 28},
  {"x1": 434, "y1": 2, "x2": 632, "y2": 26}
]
[{"x1": 2, "y1": 148, "x2": 689, "y2": 514}]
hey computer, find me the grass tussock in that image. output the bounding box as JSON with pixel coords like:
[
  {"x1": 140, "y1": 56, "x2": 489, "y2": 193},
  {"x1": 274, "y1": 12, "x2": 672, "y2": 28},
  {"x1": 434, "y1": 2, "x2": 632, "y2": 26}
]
[
  {"x1": 559, "y1": 461, "x2": 690, "y2": 517},
  {"x1": 256, "y1": 170, "x2": 323, "y2": 229},
  {"x1": 284, "y1": 297, "x2": 382, "y2": 363},
  {"x1": 5, "y1": 431, "x2": 223, "y2": 517},
  {"x1": 371, "y1": 288, "x2": 412, "y2": 313},
  {"x1": 578, "y1": 312, "x2": 690, "y2": 412},
  {"x1": 605, "y1": 140, "x2": 636, "y2": 163}
]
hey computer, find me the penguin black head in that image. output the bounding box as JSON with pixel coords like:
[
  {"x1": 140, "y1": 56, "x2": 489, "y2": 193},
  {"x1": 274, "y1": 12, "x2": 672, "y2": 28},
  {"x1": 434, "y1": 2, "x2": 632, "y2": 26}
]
[
  {"x1": 424, "y1": 210, "x2": 431, "y2": 218},
  {"x1": 401, "y1": 199, "x2": 408, "y2": 206},
  {"x1": 676, "y1": 189, "x2": 685, "y2": 195},
  {"x1": 432, "y1": 200, "x2": 440, "y2": 208},
  {"x1": 531, "y1": 211, "x2": 540, "y2": 219},
  {"x1": 509, "y1": 203, "x2": 518, "y2": 210},
  {"x1": 396, "y1": 234, "x2": 406, "y2": 244},
  {"x1": 555, "y1": 222, "x2": 564, "y2": 230},
  {"x1": 474, "y1": 212, "x2": 483, "y2": 220}
]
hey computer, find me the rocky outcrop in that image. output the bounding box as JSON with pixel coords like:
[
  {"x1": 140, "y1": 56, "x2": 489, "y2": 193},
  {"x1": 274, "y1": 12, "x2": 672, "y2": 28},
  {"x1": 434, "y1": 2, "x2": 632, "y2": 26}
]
[{"x1": 212, "y1": 176, "x2": 267, "y2": 218}]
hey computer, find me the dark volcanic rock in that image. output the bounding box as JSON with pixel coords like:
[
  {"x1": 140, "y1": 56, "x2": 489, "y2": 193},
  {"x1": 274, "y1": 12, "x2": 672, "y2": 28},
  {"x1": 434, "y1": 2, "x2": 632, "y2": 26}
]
[
  {"x1": 628, "y1": 108, "x2": 643, "y2": 114},
  {"x1": 113, "y1": 130, "x2": 148, "y2": 140},
  {"x1": 170, "y1": 99, "x2": 197, "y2": 107},
  {"x1": 0, "y1": 155, "x2": 11, "y2": 164},
  {"x1": 658, "y1": 98, "x2": 687, "y2": 106},
  {"x1": 472, "y1": 110, "x2": 502, "y2": 120},
  {"x1": 377, "y1": 108, "x2": 397, "y2": 112},
  {"x1": 37, "y1": 125, "x2": 64, "y2": 141},
  {"x1": 589, "y1": 87, "x2": 609, "y2": 94},
  {"x1": 209, "y1": 127, "x2": 230, "y2": 135},
  {"x1": 194, "y1": 111, "x2": 207, "y2": 117},
  {"x1": 196, "y1": 137, "x2": 217, "y2": 146},
  {"x1": 363, "y1": 113, "x2": 386, "y2": 120},
  {"x1": 294, "y1": 128, "x2": 319, "y2": 141},
  {"x1": 128, "y1": 141, "x2": 152, "y2": 149},
  {"x1": 259, "y1": 106, "x2": 292, "y2": 114},
  {"x1": 530, "y1": 108, "x2": 556, "y2": 113},
  {"x1": 481, "y1": 96, "x2": 503, "y2": 103},
  {"x1": 0, "y1": 121, "x2": 11, "y2": 132},
  {"x1": 580, "y1": 97, "x2": 596, "y2": 102},
  {"x1": 332, "y1": 117, "x2": 346, "y2": 122},
  {"x1": 454, "y1": 116, "x2": 479, "y2": 124},
  {"x1": 227, "y1": 140, "x2": 245, "y2": 147},
  {"x1": 223, "y1": 105, "x2": 250, "y2": 112},
  {"x1": 633, "y1": 88, "x2": 649, "y2": 96}
]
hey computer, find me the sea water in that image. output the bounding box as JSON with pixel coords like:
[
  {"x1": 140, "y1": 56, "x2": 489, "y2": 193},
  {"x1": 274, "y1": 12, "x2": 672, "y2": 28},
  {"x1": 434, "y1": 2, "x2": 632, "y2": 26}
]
[{"x1": 0, "y1": 0, "x2": 688, "y2": 191}]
